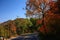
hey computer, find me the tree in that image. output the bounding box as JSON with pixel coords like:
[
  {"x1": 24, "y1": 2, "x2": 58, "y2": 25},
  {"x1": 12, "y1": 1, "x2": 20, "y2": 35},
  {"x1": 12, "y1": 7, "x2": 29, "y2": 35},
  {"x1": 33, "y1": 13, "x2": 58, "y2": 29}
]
[
  {"x1": 29, "y1": 18, "x2": 37, "y2": 32},
  {"x1": 15, "y1": 18, "x2": 32, "y2": 35},
  {"x1": 4, "y1": 24, "x2": 11, "y2": 38},
  {"x1": 26, "y1": 0, "x2": 60, "y2": 40},
  {"x1": 8, "y1": 21, "x2": 16, "y2": 36},
  {"x1": 26, "y1": 0, "x2": 51, "y2": 34},
  {"x1": 0, "y1": 25, "x2": 10, "y2": 39},
  {"x1": 49, "y1": 0, "x2": 60, "y2": 14},
  {"x1": 26, "y1": 0, "x2": 50, "y2": 18},
  {"x1": 0, "y1": 25, "x2": 5, "y2": 36},
  {"x1": 46, "y1": 0, "x2": 60, "y2": 36},
  {"x1": 45, "y1": 0, "x2": 60, "y2": 33}
]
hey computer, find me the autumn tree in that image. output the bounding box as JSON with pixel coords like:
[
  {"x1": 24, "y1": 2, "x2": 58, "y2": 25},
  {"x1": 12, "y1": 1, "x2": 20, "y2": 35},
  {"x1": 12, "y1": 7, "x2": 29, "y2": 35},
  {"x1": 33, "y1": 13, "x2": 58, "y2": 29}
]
[
  {"x1": 42, "y1": 0, "x2": 60, "y2": 40},
  {"x1": 45, "y1": 0, "x2": 60, "y2": 32},
  {"x1": 26, "y1": 0, "x2": 60, "y2": 40},
  {"x1": 4, "y1": 24, "x2": 11, "y2": 38},
  {"x1": 46, "y1": 0, "x2": 60, "y2": 35},
  {"x1": 26, "y1": 0, "x2": 51, "y2": 34}
]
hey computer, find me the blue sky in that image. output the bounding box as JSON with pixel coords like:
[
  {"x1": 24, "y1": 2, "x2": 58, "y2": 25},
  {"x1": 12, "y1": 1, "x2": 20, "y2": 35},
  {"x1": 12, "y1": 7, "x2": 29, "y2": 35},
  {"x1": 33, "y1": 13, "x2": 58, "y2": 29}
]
[{"x1": 0, "y1": 0, "x2": 26, "y2": 23}]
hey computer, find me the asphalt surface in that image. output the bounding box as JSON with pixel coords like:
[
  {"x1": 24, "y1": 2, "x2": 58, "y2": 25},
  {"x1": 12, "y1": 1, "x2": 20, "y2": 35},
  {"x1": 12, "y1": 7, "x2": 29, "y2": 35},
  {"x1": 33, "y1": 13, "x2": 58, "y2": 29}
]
[{"x1": 11, "y1": 33, "x2": 39, "y2": 40}]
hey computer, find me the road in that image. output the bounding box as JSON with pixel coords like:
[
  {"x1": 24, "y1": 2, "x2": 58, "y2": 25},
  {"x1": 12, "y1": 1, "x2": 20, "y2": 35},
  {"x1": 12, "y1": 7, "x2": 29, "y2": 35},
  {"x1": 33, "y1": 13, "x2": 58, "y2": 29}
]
[{"x1": 11, "y1": 33, "x2": 40, "y2": 40}]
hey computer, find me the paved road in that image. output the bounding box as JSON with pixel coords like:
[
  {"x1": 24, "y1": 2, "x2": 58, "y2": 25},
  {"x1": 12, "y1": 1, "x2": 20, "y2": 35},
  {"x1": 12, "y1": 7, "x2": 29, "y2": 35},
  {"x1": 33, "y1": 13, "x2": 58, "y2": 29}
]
[{"x1": 11, "y1": 33, "x2": 39, "y2": 40}]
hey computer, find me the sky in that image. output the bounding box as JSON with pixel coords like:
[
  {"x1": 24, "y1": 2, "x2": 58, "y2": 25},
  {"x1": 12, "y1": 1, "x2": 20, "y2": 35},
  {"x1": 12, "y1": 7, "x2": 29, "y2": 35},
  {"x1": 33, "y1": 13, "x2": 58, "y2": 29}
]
[{"x1": 0, "y1": 0, "x2": 26, "y2": 23}]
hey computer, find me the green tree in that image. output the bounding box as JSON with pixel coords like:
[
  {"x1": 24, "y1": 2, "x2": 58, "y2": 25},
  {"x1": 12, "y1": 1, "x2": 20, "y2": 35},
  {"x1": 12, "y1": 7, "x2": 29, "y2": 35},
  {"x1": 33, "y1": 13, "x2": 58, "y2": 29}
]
[
  {"x1": 0, "y1": 25, "x2": 5, "y2": 36},
  {"x1": 0, "y1": 25, "x2": 10, "y2": 38},
  {"x1": 29, "y1": 18, "x2": 37, "y2": 32},
  {"x1": 15, "y1": 18, "x2": 32, "y2": 35}
]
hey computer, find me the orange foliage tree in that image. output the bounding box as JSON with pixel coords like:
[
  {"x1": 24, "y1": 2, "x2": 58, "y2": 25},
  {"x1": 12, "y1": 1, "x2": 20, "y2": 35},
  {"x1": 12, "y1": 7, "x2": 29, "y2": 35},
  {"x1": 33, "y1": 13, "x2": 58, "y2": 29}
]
[
  {"x1": 26, "y1": 0, "x2": 51, "y2": 34},
  {"x1": 26, "y1": 0, "x2": 60, "y2": 35},
  {"x1": 45, "y1": 0, "x2": 60, "y2": 34}
]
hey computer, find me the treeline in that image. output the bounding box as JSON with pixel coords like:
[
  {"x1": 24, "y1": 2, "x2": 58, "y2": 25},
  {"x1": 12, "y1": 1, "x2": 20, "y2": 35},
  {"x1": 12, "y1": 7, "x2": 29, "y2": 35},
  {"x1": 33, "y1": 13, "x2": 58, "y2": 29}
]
[{"x1": 0, "y1": 18, "x2": 40, "y2": 38}]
